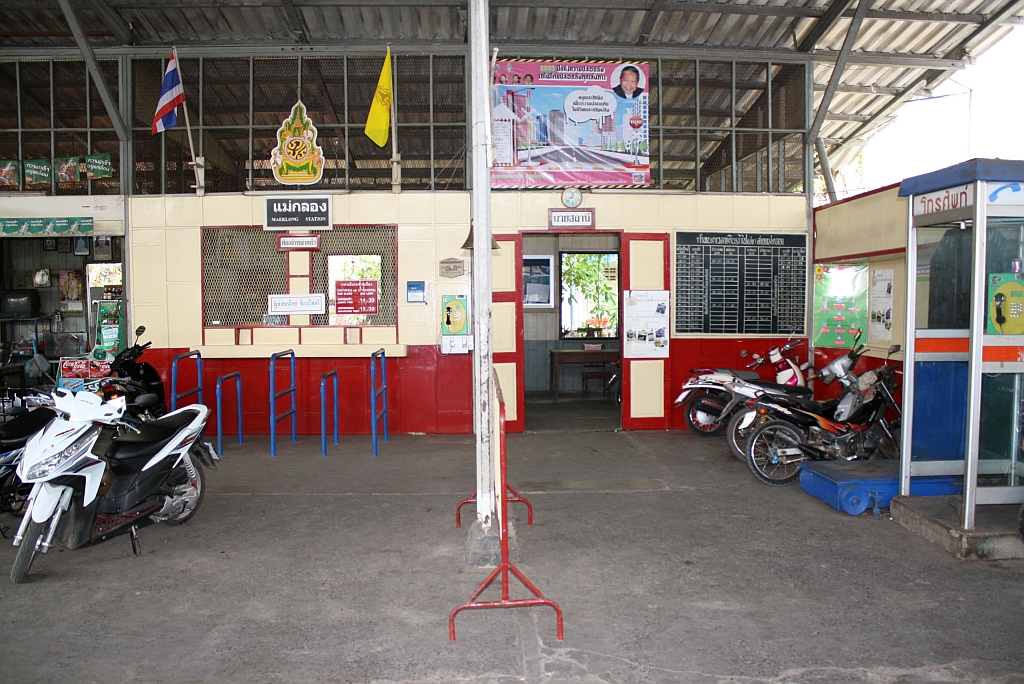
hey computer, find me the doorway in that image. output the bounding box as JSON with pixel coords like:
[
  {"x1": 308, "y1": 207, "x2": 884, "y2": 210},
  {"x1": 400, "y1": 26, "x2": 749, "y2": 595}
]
[{"x1": 522, "y1": 233, "x2": 621, "y2": 431}]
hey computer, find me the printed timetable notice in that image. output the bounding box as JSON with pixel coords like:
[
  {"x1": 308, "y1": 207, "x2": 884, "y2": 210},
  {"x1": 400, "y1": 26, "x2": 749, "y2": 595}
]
[{"x1": 675, "y1": 232, "x2": 807, "y2": 334}]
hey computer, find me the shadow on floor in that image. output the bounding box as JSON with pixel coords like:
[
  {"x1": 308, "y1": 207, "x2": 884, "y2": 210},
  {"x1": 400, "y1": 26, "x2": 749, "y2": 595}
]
[{"x1": 524, "y1": 392, "x2": 621, "y2": 432}]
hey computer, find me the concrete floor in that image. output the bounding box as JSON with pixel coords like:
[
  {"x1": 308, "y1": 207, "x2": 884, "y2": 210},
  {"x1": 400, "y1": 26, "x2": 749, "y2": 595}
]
[{"x1": 2, "y1": 425, "x2": 1024, "y2": 683}]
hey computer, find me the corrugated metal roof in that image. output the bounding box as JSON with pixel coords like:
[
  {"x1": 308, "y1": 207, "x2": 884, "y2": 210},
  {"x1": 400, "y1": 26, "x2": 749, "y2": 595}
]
[{"x1": 0, "y1": 0, "x2": 1021, "y2": 176}]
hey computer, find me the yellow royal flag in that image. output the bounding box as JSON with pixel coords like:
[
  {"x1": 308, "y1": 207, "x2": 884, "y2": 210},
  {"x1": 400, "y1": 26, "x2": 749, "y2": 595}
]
[{"x1": 364, "y1": 47, "x2": 393, "y2": 147}]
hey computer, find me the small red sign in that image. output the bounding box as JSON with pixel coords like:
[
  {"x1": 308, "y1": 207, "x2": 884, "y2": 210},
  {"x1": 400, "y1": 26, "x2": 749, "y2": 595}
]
[
  {"x1": 335, "y1": 280, "x2": 379, "y2": 315},
  {"x1": 629, "y1": 115, "x2": 643, "y2": 129}
]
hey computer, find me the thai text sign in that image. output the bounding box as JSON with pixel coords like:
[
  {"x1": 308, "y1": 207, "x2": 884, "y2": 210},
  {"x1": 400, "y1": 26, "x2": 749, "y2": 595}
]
[
  {"x1": 264, "y1": 196, "x2": 332, "y2": 230},
  {"x1": 268, "y1": 294, "x2": 326, "y2": 315},
  {"x1": 913, "y1": 183, "x2": 973, "y2": 216},
  {"x1": 491, "y1": 59, "x2": 649, "y2": 188},
  {"x1": 548, "y1": 208, "x2": 596, "y2": 229},
  {"x1": 335, "y1": 280, "x2": 379, "y2": 315},
  {"x1": 277, "y1": 234, "x2": 321, "y2": 251}
]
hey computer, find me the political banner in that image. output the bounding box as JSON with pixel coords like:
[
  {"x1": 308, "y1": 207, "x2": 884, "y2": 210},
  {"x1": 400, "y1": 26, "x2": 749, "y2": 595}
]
[
  {"x1": 24, "y1": 159, "x2": 51, "y2": 185},
  {"x1": 491, "y1": 59, "x2": 649, "y2": 188},
  {"x1": 54, "y1": 157, "x2": 80, "y2": 183},
  {"x1": 0, "y1": 160, "x2": 19, "y2": 187}
]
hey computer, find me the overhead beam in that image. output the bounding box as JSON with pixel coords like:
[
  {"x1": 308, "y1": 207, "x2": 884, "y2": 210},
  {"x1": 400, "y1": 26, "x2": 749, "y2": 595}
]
[
  {"x1": 808, "y1": 0, "x2": 870, "y2": 142},
  {"x1": 60, "y1": 0, "x2": 1021, "y2": 23},
  {"x1": 815, "y1": 83, "x2": 902, "y2": 96},
  {"x1": 56, "y1": 0, "x2": 128, "y2": 141},
  {"x1": 636, "y1": 0, "x2": 664, "y2": 46},
  {"x1": 84, "y1": 0, "x2": 132, "y2": 45},
  {"x1": 279, "y1": 0, "x2": 309, "y2": 43},
  {"x1": 797, "y1": 0, "x2": 856, "y2": 52},
  {"x1": 838, "y1": 0, "x2": 1024, "y2": 149}
]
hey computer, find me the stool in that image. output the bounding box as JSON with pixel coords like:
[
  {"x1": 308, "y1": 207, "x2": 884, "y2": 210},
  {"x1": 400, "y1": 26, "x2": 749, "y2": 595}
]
[{"x1": 581, "y1": 363, "x2": 613, "y2": 397}]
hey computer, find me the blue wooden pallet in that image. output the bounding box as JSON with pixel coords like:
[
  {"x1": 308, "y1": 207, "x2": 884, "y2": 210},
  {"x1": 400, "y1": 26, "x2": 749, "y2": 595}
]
[{"x1": 799, "y1": 460, "x2": 963, "y2": 516}]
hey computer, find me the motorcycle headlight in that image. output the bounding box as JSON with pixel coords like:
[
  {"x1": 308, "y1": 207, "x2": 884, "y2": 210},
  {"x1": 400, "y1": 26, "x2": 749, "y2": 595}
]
[{"x1": 22, "y1": 428, "x2": 98, "y2": 480}]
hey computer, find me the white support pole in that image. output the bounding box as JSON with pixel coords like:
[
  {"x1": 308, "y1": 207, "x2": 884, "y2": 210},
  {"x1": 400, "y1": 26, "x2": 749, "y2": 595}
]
[
  {"x1": 899, "y1": 195, "x2": 917, "y2": 497},
  {"x1": 469, "y1": 0, "x2": 495, "y2": 525},
  {"x1": 963, "y1": 180, "x2": 987, "y2": 530}
]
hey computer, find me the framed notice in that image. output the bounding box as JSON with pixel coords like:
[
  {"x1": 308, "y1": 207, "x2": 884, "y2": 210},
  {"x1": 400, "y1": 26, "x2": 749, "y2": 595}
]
[
  {"x1": 623, "y1": 290, "x2": 670, "y2": 359},
  {"x1": 812, "y1": 264, "x2": 867, "y2": 348},
  {"x1": 523, "y1": 255, "x2": 554, "y2": 308}
]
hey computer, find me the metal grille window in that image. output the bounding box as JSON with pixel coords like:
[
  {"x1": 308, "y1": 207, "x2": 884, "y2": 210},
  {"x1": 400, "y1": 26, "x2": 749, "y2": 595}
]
[
  {"x1": 312, "y1": 226, "x2": 397, "y2": 327},
  {"x1": 131, "y1": 55, "x2": 466, "y2": 194},
  {"x1": 202, "y1": 228, "x2": 287, "y2": 327},
  {"x1": 0, "y1": 60, "x2": 121, "y2": 195},
  {"x1": 202, "y1": 225, "x2": 396, "y2": 329}
]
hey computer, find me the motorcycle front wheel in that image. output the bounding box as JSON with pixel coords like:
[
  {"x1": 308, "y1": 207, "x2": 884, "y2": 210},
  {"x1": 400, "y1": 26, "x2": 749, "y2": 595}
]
[
  {"x1": 684, "y1": 390, "x2": 728, "y2": 437},
  {"x1": 10, "y1": 519, "x2": 45, "y2": 584},
  {"x1": 746, "y1": 420, "x2": 806, "y2": 486}
]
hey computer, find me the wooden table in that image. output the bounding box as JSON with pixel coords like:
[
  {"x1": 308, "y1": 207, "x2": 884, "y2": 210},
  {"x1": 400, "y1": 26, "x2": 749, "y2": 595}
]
[{"x1": 549, "y1": 349, "x2": 620, "y2": 401}]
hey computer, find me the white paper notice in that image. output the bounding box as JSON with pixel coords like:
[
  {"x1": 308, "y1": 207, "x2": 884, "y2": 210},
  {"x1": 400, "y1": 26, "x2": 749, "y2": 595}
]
[
  {"x1": 623, "y1": 290, "x2": 670, "y2": 359},
  {"x1": 869, "y1": 268, "x2": 894, "y2": 341}
]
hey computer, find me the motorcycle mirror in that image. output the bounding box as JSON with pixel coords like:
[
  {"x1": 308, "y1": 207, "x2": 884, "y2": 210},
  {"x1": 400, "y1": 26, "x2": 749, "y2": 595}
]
[
  {"x1": 853, "y1": 327, "x2": 864, "y2": 342},
  {"x1": 739, "y1": 350, "x2": 749, "y2": 358},
  {"x1": 32, "y1": 353, "x2": 50, "y2": 375},
  {"x1": 135, "y1": 325, "x2": 146, "y2": 338},
  {"x1": 888, "y1": 344, "x2": 901, "y2": 355}
]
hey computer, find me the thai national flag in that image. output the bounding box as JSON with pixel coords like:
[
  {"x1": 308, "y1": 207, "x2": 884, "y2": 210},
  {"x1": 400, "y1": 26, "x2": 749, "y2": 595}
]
[{"x1": 152, "y1": 50, "x2": 185, "y2": 135}]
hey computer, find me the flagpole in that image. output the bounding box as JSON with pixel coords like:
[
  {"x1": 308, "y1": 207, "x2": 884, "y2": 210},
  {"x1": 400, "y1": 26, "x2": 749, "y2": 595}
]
[
  {"x1": 389, "y1": 44, "x2": 401, "y2": 194},
  {"x1": 173, "y1": 47, "x2": 205, "y2": 197}
]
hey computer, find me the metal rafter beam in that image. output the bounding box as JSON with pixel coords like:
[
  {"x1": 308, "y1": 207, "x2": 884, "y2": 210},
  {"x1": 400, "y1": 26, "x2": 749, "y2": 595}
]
[
  {"x1": 84, "y1": 0, "x2": 132, "y2": 45},
  {"x1": 636, "y1": 0, "x2": 664, "y2": 46},
  {"x1": 56, "y1": 0, "x2": 128, "y2": 141},
  {"x1": 797, "y1": 0, "x2": 856, "y2": 52},
  {"x1": 279, "y1": 0, "x2": 309, "y2": 44},
  {"x1": 814, "y1": 83, "x2": 901, "y2": 96},
  {"x1": 838, "y1": 0, "x2": 1024, "y2": 150},
  {"x1": 808, "y1": 0, "x2": 869, "y2": 142}
]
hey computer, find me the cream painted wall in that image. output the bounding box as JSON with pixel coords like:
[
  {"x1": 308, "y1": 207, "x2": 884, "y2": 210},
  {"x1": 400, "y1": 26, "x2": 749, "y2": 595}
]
[
  {"x1": 0, "y1": 194, "x2": 126, "y2": 234},
  {"x1": 127, "y1": 190, "x2": 809, "y2": 353},
  {"x1": 815, "y1": 187, "x2": 907, "y2": 260}
]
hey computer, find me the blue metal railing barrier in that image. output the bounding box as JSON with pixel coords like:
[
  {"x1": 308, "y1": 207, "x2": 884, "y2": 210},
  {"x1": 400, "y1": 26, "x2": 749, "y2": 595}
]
[
  {"x1": 171, "y1": 350, "x2": 203, "y2": 411},
  {"x1": 370, "y1": 348, "x2": 389, "y2": 457},
  {"x1": 216, "y1": 372, "x2": 243, "y2": 458},
  {"x1": 269, "y1": 350, "x2": 297, "y2": 457},
  {"x1": 320, "y1": 370, "x2": 338, "y2": 457}
]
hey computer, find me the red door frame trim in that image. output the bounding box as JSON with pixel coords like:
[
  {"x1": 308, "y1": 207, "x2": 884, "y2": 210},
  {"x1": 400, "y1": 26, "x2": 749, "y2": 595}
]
[{"x1": 493, "y1": 233, "x2": 526, "y2": 433}]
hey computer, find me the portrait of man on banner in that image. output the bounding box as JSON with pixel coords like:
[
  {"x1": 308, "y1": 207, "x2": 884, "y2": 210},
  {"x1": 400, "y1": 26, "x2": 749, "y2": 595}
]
[{"x1": 491, "y1": 59, "x2": 649, "y2": 189}]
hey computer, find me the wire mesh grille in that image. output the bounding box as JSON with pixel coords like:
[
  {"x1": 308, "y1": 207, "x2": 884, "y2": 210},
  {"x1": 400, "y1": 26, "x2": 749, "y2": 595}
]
[
  {"x1": 203, "y1": 228, "x2": 288, "y2": 327},
  {"x1": 311, "y1": 226, "x2": 397, "y2": 327}
]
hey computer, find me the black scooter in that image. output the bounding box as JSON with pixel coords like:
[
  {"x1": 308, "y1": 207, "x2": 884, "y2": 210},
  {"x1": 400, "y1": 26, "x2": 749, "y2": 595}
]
[{"x1": 105, "y1": 326, "x2": 167, "y2": 416}]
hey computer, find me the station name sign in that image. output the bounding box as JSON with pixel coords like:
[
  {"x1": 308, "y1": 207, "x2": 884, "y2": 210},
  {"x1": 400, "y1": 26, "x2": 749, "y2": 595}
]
[
  {"x1": 548, "y1": 208, "x2": 596, "y2": 229},
  {"x1": 264, "y1": 196, "x2": 332, "y2": 230}
]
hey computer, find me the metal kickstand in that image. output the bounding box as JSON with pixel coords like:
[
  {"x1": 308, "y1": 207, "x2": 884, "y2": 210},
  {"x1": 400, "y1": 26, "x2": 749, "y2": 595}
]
[{"x1": 129, "y1": 525, "x2": 142, "y2": 556}]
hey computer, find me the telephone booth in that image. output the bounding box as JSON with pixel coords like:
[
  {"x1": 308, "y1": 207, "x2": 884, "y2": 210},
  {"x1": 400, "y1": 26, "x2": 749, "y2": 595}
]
[{"x1": 900, "y1": 159, "x2": 1024, "y2": 529}]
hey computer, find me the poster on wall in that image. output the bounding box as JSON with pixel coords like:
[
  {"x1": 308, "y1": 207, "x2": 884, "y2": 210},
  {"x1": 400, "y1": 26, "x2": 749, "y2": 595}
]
[
  {"x1": 85, "y1": 154, "x2": 113, "y2": 179},
  {"x1": 491, "y1": 59, "x2": 649, "y2": 188},
  {"x1": 812, "y1": 264, "x2": 867, "y2": 348},
  {"x1": 59, "y1": 270, "x2": 84, "y2": 313},
  {"x1": 869, "y1": 268, "x2": 894, "y2": 341},
  {"x1": 623, "y1": 290, "x2": 670, "y2": 359}
]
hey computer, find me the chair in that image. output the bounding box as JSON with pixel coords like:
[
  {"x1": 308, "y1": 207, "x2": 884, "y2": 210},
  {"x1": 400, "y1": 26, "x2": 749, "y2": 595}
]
[{"x1": 581, "y1": 350, "x2": 613, "y2": 398}]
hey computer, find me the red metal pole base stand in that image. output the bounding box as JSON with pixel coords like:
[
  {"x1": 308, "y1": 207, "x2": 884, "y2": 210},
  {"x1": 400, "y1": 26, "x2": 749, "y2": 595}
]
[
  {"x1": 455, "y1": 486, "x2": 533, "y2": 529},
  {"x1": 449, "y1": 405, "x2": 562, "y2": 642}
]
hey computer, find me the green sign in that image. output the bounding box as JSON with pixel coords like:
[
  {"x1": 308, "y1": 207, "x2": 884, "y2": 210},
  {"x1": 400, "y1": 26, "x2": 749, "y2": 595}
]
[
  {"x1": 54, "y1": 157, "x2": 80, "y2": 183},
  {"x1": 85, "y1": 153, "x2": 113, "y2": 179},
  {"x1": 0, "y1": 160, "x2": 19, "y2": 187},
  {"x1": 812, "y1": 264, "x2": 867, "y2": 348},
  {"x1": 0, "y1": 217, "x2": 94, "y2": 236},
  {"x1": 23, "y1": 159, "x2": 50, "y2": 185}
]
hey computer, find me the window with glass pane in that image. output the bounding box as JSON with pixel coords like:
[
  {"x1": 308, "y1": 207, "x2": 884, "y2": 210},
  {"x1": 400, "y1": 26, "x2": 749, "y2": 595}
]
[{"x1": 560, "y1": 253, "x2": 619, "y2": 339}]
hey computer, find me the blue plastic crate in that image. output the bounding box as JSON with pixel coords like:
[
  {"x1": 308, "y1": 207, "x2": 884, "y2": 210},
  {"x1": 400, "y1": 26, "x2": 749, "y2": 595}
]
[{"x1": 799, "y1": 460, "x2": 963, "y2": 516}]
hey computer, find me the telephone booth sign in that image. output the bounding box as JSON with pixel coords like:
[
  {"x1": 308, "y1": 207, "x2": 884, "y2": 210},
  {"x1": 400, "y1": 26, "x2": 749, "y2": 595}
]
[{"x1": 899, "y1": 159, "x2": 1024, "y2": 529}]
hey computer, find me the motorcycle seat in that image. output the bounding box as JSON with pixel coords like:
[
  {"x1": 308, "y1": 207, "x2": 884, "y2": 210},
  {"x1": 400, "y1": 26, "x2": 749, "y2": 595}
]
[
  {"x1": 105, "y1": 410, "x2": 200, "y2": 461},
  {"x1": 0, "y1": 407, "x2": 56, "y2": 450},
  {"x1": 748, "y1": 380, "x2": 813, "y2": 396}
]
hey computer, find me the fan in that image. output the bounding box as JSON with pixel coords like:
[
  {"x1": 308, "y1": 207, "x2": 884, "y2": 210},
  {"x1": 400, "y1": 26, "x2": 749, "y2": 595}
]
[{"x1": 32, "y1": 269, "x2": 50, "y2": 287}]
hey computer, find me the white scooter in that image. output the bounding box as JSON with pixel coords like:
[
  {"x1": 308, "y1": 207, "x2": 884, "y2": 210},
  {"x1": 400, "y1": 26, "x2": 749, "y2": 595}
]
[
  {"x1": 10, "y1": 387, "x2": 212, "y2": 583},
  {"x1": 674, "y1": 339, "x2": 812, "y2": 438}
]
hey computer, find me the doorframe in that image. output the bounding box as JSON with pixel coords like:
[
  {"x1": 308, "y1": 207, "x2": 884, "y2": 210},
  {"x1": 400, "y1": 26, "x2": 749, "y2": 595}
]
[
  {"x1": 620, "y1": 232, "x2": 672, "y2": 430},
  {"x1": 493, "y1": 232, "x2": 525, "y2": 433}
]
